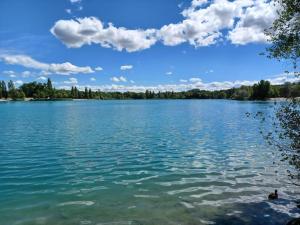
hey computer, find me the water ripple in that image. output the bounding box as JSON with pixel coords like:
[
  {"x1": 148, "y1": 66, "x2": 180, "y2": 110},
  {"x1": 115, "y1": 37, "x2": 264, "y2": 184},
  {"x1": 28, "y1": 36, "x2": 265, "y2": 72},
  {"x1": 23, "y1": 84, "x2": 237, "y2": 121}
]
[{"x1": 0, "y1": 100, "x2": 299, "y2": 225}]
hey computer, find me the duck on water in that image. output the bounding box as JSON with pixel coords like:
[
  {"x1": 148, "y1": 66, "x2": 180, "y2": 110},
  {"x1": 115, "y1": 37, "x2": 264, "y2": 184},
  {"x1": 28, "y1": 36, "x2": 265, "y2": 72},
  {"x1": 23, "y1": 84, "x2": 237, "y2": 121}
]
[
  {"x1": 268, "y1": 189, "x2": 278, "y2": 200},
  {"x1": 268, "y1": 190, "x2": 300, "y2": 225}
]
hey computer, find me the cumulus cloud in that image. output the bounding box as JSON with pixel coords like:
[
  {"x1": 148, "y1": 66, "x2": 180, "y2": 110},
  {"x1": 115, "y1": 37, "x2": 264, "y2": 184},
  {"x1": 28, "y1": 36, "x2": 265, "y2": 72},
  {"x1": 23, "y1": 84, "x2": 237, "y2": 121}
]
[
  {"x1": 22, "y1": 71, "x2": 32, "y2": 78},
  {"x1": 64, "y1": 77, "x2": 78, "y2": 84},
  {"x1": 110, "y1": 76, "x2": 127, "y2": 82},
  {"x1": 37, "y1": 76, "x2": 47, "y2": 81},
  {"x1": 3, "y1": 70, "x2": 37, "y2": 78},
  {"x1": 95, "y1": 66, "x2": 103, "y2": 71},
  {"x1": 68, "y1": 0, "x2": 83, "y2": 13},
  {"x1": 266, "y1": 73, "x2": 300, "y2": 85},
  {"x1": 0, "y1": 54, "x2": 94, "y2": 75},
  {"x1": 14, "y1": 80, "x2": 23, "y2": 86},
  {"x1": 70, "y1": 0, "x2": 81, "y2": 3},
  {"x1": 119, "y1": 76, "x2": 127, "y2": 82},
  {"x1": 51, "y1": 0, "x2": 277, "y2": 52},
  {"x1": 189, "y1": 77, "x2": 202, "y2": 83},
  {"x1": 50, "y1": 17, "x2": 157, "y2": 52},
  {"x1": 228, "y1": 0, "x2": 277, "y2": 44},
  {"x1": 110, "y1": 77, "x2": 119, "y2": 82},
  {"x1": 90, "y1": 77, "x2": 96, "y2": 81},
  {"x1": 166, "y1": 71, "x2": 173, "y2": 75},
  {"x1": 59, "y1": 74, "x2": 299, "y2": 93},
  {"x1": 66, "y1": 9, "x2": 72, "y2": 14},
  {"x1": 3, "y1": 70, "x2": 17, "y2": 78},
  {"x1": 120, "y1": 65, "x2": 133, "y2": 70},
  {"x1": 191, "y1": 0, "x2": 208, "y2": 8},
  {"x1": 3, "y1": 70, "x2": 14, "y2": 75}
]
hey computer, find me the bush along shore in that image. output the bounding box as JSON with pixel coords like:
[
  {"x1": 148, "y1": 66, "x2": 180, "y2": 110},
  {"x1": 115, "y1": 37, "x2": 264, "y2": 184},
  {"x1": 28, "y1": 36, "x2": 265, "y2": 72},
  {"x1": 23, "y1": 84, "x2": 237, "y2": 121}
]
[{"x1": 0, "y1": 79, "x2": 299, "y2": 101}]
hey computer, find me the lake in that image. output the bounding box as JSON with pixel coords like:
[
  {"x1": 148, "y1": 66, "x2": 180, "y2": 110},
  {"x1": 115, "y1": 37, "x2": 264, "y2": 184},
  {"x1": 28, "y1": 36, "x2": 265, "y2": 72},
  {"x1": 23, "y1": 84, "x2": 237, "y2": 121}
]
[{"x1": 0, "y1": 100, "x2": 299, "y2": 225}]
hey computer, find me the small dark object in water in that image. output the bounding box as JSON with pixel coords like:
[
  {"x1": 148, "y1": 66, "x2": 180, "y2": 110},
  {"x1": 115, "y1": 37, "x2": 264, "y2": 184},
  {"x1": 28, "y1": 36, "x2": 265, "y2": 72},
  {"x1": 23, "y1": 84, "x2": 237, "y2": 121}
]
[
  {"x1": 286, "y1": 218, "x2": 300, "y2": 225},
  {"x1": 268, "y1": 189, "x2": 278, "y2": 200}
]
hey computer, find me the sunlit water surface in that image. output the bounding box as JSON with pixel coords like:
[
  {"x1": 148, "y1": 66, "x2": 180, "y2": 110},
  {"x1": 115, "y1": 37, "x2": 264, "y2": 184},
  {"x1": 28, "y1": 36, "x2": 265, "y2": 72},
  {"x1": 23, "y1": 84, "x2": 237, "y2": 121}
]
[{"x1": 0, "y1": 100, "x2": 299, "y2": 225}]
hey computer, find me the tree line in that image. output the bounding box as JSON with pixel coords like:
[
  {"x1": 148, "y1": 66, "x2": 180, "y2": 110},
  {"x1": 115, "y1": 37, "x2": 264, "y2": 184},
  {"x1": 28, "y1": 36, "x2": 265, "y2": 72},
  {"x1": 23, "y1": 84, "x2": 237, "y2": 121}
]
[{"x1": 0, "y1": 78, "x2": 299, "y2": 101}]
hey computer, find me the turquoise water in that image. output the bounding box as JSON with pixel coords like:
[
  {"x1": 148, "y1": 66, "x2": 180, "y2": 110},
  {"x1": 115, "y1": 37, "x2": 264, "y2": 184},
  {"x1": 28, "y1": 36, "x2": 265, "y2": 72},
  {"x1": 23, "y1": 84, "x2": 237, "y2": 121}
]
[{"x1": 0, "y1": 100, "x2": 299, "y2": 225}]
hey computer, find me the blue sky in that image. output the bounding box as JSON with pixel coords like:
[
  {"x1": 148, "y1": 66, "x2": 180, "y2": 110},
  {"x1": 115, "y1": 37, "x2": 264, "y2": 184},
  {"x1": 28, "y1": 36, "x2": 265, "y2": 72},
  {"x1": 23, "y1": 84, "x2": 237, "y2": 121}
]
[{"x1": 0, "y1": 0, "x2": 298, "y2": 92}]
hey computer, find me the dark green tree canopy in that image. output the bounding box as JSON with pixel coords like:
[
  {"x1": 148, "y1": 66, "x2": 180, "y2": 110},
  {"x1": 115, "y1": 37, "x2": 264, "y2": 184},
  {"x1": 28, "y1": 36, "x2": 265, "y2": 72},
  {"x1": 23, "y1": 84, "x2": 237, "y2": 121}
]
[{"x1": 251, "y1": 80, "x2": 271, "y2": 100}]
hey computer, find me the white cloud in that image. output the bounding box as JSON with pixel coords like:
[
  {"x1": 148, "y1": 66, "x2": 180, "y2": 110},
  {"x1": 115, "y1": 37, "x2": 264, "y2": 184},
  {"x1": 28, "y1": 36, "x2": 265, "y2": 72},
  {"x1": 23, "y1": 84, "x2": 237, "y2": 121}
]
[
  {"x1": 95, "y1": 66, "x2": 103, "y2": 71},
  {"x1": 120, "y1": 65, "x2": 133, "y2": 70},
  {"x1": 180, "y1": 79, "x2": 188, "y2": 83},
  {"x1": 39, "y1": 70, "x2": 51, "y2": 76},
  {"x1": 62, "y1": 74, "x2": 299, "y2": 93},
  {"x1": 110, "y1": 76, "x2": 127, "y2": 82},
  {"x1": 14, "y1": 80, "x2": 23, "y2": 86},
  {"x1": 159, "y1": 0, "x2": 254, "y2": 47},
  {"x1": 22, "y1": 71, "x2": 32, "y2": 78},
  {"x1": 37, "y1": 76, "x2": 47, "y2": 81},
  {"x1": 90, "y1": 77, "x2": 96, "y2": 81},
  {"x1": 191, "y1": 0, "x2": 208, "y2": 8},
  {"x1": 119, "y1": 76, "x2": 127, "y2": 82},
  {"x1": 3, "y1": 70, "x2": 36, "y2": 78},
  {"x1": 51, "y1": 1, "x2": 277, "y2": 51},
  {"x1": 0, "y1": 54, "x2": 94, "y2": 75},
  {"x1": 3, "y1": 70, "x2": 14, "y2": 75},
  {"x1": 3, "y1": 70, "x2": 17, "y2": 77},
  {"x1": 189, "y1": 77, "x2": 202, "y2": 83},
  {"x1": 267, "y1": 73, "x2": 300, "y2": 85},
  {"x1": 64, "y1": 77, "x2": 78, "y2": 84},
  {"x1": 228, "y1": 0, "x2": 277, "y2": 44},
  {"x1": 110, "y1": 77, "x2": 120, "y2": 82},
  {"x1": 50, "y1": 17, "x2": 157, "y2": 52},
  {"x1": 69, "y1": 0, "x2": 83, "y2": 11},
  {"x1": 66, "y1": 9, "x2": 72, "y2": 14},
  {"x1": 130, "y1": 80, "x2": 135, "y2": 84},
  {"x1": 178, "y1": 2, "x2": 184, "y2": 9},
  {"x1": 166, "y1": 71, "x2": 173, "y2": 75},
  {"x1": 70, "y1": 0, "x2": 81, "y2": 3}
]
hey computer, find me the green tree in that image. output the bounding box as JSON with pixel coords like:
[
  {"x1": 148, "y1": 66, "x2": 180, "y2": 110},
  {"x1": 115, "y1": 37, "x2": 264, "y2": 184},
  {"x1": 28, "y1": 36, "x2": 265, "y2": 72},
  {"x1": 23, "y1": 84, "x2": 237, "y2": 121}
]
[
  {"x1": 266, "y1": 0, "x2": 300, "y2": 74},
  {"x1": 262, "y1": 0, "x2": 300, "y2": 181},
  {"x1": 84, "y1": 87, "x2": 88, "y2": 99},
  {"x1": 251, "y1": 80, "x2": 271, "y2": 100},
  {"x1": 7, "y1": 80, "x2": 25, "y2": 100},
  {"x1": 47, "y1": 78, "x2": 53, "y2": 90},
  {"x1": 46, "y1": 78, "x2": 54, "y2": 98},
  {"x1": 88, "y1": 88, "x2": 93, "y2": 99},
  {"x1": 232, "y1": 86, "x2": 252, "y2": 100},
  {"x1": 7, "y1": 80, "x2": 16, "y2": 99},
  {"x1": 0, "y1": 81, "x2": 3, "y2": 98},
  {"x1": 2, "y1": 81, "x2": 8, "y2": 98}
]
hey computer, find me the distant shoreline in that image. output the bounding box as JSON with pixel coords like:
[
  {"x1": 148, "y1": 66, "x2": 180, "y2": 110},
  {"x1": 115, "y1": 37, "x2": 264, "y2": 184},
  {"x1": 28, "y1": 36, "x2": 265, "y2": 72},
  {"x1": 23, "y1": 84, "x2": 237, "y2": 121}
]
[{"x1": 0, "y1": 97, "x2": 298, "y2": 102}]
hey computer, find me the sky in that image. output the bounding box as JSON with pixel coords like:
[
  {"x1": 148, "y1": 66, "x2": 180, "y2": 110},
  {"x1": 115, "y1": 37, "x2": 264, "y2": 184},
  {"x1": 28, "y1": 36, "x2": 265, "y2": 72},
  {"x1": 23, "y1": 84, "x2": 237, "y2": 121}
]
[{"x1": 0, "y1": 0, "x2": 299, "y2": 92}]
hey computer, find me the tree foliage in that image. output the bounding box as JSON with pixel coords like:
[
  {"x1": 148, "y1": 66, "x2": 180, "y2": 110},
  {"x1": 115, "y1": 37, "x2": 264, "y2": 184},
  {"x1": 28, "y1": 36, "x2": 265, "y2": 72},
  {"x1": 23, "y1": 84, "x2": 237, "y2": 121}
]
[
  {"x1": 254, "y1": 100, "x2": 300, "y2": 181},
  {"x1": 266, "y1": 0, "x2": 300, "y2": 74},
  {"x1": 262, "y1": 0, "x2": 300, "y2": 181},
  {"x1": 251, "y1": 80, "x2": 271, "y2": 100},
  {"x1": 0, "y1": 79, "x2": 299, "y2": 101}
]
